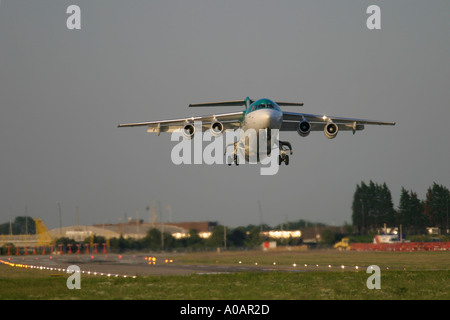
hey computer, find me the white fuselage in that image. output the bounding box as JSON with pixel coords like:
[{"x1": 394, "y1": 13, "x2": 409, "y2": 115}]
[{"x1": 237, "y1": 107, "x2": 283, "y2": 162}]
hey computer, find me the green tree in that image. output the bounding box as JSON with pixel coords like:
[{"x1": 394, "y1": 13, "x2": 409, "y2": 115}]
[
  {"x1": 117, "y1": 234, "x2": 128, "y2": 253},
  {"x1": 228, "y1": 227, "x2": 246, "y2": 247},
  {"x1": 0, "y1": 216, "x2": 36, "y2": 235},
  {"x1": 162, "y1": 232, "x2": 176, "y2": 250},
  {"x1": 205, "y1": 225, "x2": 227, "y2": 248},
  {"x1": 352, "y1": 181, "x2": 395, "y2": 234},
  {"x1": 352, "y1": 181, "x2": 366, "y2": 234},
  {"x1": 54, "y1": 237, "x2": 78, "y2": 253},
  {"x1": 398, "y1": 187, "x2": 411, "y2": 226},
  {"x1": 142, "y1": 228, "x2": 162, "y2": 250},
  {"x1": 424, "y1": 182, "x2": 450, "y2": 230},
  {"x1": 244, "y1": 226, "x2": 263, "y2": 248},
  {"x1": 398, "y1": 187, "x2": 426, "y2": 234},
  {"x1": 186, "y1": 228, "x2": 203, "y2": 247}
]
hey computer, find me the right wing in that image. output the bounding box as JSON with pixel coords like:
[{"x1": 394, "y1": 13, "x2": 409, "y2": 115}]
[
  {"x1": 118, "y1": 111, "x2": 244, "y2": 134},
  {"x1": 281, "y1": 111, "x2": 395, "y2": 133}
]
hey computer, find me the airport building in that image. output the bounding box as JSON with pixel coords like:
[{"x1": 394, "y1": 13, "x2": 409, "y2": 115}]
[
  {"x1": 43, "y1": 220, "x2": 217, "y2": 242},
  {"x1": 49, "y1": 225, "x2": 119, "y2": 242},
  {"x1": 91, "y1": 220, "x2": 217, "y2": 240},
  {"x1": 1, "y1": 218, "x2": 344, "y2": 248},
  {"x1": 0, "y1": 219, "x2": 217, "y2": 247}
]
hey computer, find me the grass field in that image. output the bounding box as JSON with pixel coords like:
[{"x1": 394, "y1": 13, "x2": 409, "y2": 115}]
[{"x1": 0, "y1": 250, "x2": 449, "y2": 300}]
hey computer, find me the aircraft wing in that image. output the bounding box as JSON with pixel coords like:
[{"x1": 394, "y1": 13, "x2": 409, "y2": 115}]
[
  {"x1": 118, "y1": 111, "x2": 244, "y2": 134},
  {"x1": 281, "y1": 111, "x2": 395, "y2": 132}
]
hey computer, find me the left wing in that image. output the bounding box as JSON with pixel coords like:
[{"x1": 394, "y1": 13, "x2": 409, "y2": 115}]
[
  {"x1": 281, "y1": 111, "x2": 395, "y2": 133},
  {"x1": 118, "y1": 111, "x2": 244, "y2": 134}
]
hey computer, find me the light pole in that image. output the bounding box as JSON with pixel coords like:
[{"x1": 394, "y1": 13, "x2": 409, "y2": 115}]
[
  {"x1": 446, "y1": 195, "x2": 449, "y2": 234},
  {"x1": 360, "y1": 199, "x2": 365, "y2": 235},
  {"x1": 224, "y1": 225, "x2": 227, "y2": 251}
]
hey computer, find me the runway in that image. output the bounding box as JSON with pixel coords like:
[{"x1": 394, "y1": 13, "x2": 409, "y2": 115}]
[{"x1": 2, "y1": 253, "x2": 300, "y2": 277}]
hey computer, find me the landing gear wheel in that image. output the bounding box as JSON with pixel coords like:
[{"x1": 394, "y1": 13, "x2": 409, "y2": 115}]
[
  {"x1": 234, "y1": 154, "x2": 239, "y2": 166},
  {"x1": 279, "y1": 154, "x2": 289, "y2": 165}
]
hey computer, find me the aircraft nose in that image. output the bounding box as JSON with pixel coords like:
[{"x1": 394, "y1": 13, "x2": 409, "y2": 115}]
[{"x1": 260, "y1": 108, "x2": 282, "y2": 129}]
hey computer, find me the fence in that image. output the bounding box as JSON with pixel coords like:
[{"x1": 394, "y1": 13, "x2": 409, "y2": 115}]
[
  {"x1": 1, "y1": 243, "x2": 109, "y2": 255},
  {"x1": 351, "y1": 242, "x2": 450, "y2": 252}
]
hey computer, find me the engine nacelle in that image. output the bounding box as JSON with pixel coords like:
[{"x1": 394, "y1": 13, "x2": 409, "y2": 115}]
[
  {"x1": 182, "y1": 123, "x2": 195, "y2": 140},
  {"x1": 297, "y1": 120, "x2": 311, "y2": 137},
  {"x1": 210, "y1": 121, "x2": 224, "y2": 137},
  {"x1": 324, "y1": 122, "x2": 338, "y2": 139}
]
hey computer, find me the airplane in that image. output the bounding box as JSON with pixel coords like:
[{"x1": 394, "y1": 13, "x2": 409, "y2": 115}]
[{"x1": 118, "y1": 97, "x2": 395, "y2": 166}]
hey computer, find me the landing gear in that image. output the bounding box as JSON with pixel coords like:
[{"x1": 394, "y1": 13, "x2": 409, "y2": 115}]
[
  {"x1": 278, "y1": 153, "x2": 289, "y2": 165},
  {"x1": 226, "y1": 142, "x2": 239, "y2": 166},
  {"x1": 278, "y1": 140, "x2": 293, "y2": 166},
  {"x1": 225, "y1": 137, "x2": 294, "y2": 166}
]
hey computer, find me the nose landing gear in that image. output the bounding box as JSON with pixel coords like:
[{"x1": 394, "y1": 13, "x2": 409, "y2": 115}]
[{"x1": 225, "y1": 142, "x2": 239, "y2": 166}]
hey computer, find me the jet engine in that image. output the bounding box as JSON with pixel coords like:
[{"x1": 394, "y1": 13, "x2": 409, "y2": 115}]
[
  {"x1": 210, "y1": 121, "x2": 224, "y2": 137},
  {"x1": 324, "y1": 122, "x2": 338, "y2": 139},
  {"x1": 182, "y1": 123, "x2": 195, "y2": 140},
  {"x1": 297, "y1": 120, "x2": 311, "y2": 137}
]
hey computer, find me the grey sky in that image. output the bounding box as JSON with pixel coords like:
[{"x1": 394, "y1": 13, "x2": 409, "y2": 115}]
[{"x1": 1, "y1": 1, "x2": 449, "y2": 229}]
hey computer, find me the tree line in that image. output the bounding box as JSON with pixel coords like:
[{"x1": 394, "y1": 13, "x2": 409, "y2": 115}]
[
  {"x1": 109, "y1": 224, "x2": 302, "y2": 252},
  {"x1": 352, "y1": 181, "x2": 449, "y2": 235},
  {"x1": 0, "y1": 225, "x2": 287, "y2": 254},
  {"x1": 0, "y1": 216, "x2": 36, "y2": 235}
]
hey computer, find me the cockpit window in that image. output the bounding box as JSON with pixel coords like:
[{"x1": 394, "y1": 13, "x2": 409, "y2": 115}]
[{"x1": 250, "y1": 100, "x2": 275, "y2": 112}]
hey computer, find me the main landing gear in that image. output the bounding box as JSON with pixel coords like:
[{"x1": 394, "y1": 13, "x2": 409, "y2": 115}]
[
  {"x1": 225, "y1": 140, "x2": 294, "y2": 166},
  {"x1": 278, "y1": 140, "x2": 293, "y2": 166}
]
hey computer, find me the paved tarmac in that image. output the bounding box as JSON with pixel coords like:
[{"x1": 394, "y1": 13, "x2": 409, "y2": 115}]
[{"x1": 3, "y1": 253, "x2": 298, "y2": 277}]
